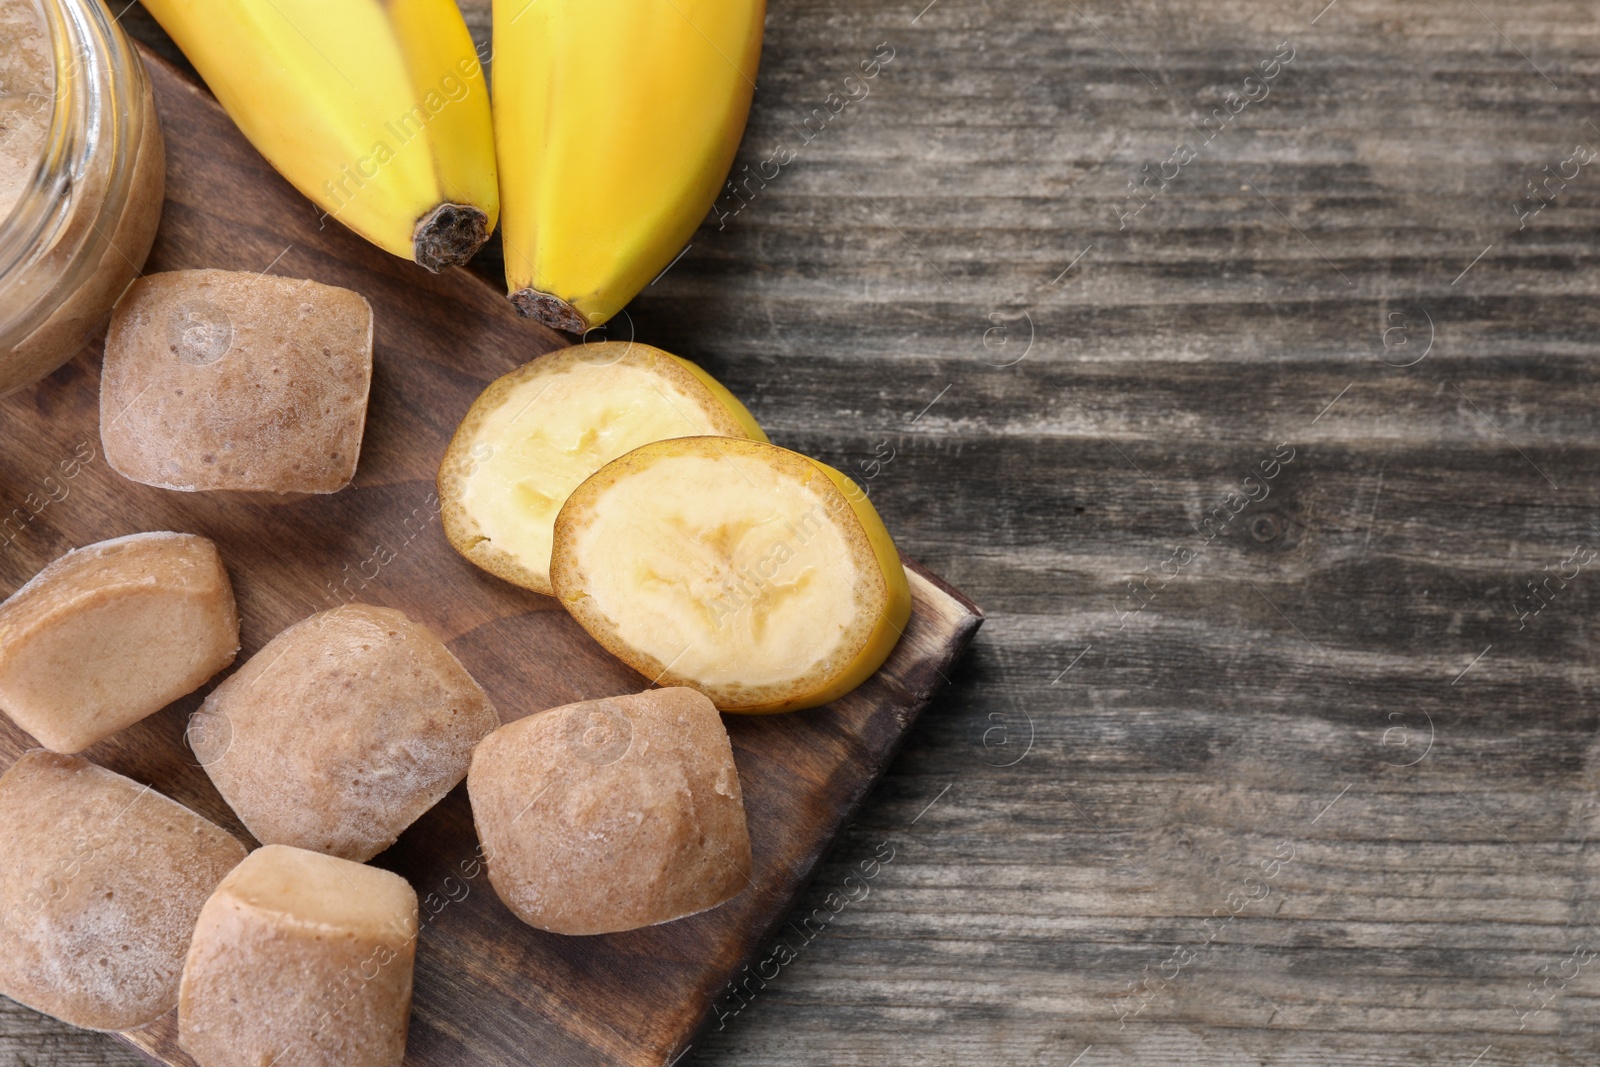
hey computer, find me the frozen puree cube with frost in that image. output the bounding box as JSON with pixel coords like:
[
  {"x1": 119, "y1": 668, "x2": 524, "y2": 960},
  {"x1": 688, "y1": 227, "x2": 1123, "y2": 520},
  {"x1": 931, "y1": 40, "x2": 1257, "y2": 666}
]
[
  {"x1": 468, "y1": 687, "x2": 751, "y2": 935},
  {"x1": 0, "y1": 532, "x2": 239, "y2": 753},
  {"x1": 100, "y1": 268, "x2": 373, "y2": 494},
  {"x1": 179, "y1": 844, "x2": 418, "y2": 1067},
  {"x1": 191, "y1": 603, "x2": 499, "y2": 862},
  {"x1": 0, "y1": 751, "x2": 247, "y2": 1030}
]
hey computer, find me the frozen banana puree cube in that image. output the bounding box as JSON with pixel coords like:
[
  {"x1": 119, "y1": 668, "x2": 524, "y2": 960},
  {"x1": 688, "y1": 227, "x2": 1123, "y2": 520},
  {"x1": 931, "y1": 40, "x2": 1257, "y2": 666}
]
[
  {"x1": 100, "y1": 269, "x2": 373, "y2": 494},
  {"x1": 468, "y1": 687, "x2": 752, "y2": 935},
  {"x1": 192, "y1": 604, "x2": 499, "y2": 861},
  {"x1": 0, "y1": 532, "x2": 239, "y2": 753},
  {"x1": 179, "y1": 844, "x2": 418, "y2": 1067},
  {"x1": 0, "y1": 751, "x2": 247, "y2": 1031}
]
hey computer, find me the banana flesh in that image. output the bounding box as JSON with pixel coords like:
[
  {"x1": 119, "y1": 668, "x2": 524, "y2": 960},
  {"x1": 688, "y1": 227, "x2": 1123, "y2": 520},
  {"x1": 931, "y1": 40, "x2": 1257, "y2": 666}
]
[
  {"x1": 552, "y1": 438, "x2": 909, "y2": 713},
  {"x1": 441, "y1": 343, "x2": 764, "y2": 595}
]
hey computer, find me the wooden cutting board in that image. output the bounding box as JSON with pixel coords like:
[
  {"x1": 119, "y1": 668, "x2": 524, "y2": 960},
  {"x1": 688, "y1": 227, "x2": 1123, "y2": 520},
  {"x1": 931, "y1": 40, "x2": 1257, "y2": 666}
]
[{"x1": 0, "y1": 50, "x2": 983, "y2": 1067}]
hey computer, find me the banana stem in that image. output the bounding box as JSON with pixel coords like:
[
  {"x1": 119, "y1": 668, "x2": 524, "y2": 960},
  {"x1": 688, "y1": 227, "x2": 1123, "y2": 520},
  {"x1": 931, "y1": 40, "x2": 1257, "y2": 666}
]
[
  {"x1": 509, "y1": 288, "x2": 589, "y2": 335},
  {"x1": 412, "y1": 204, "x2": 491, "y2": 272}
]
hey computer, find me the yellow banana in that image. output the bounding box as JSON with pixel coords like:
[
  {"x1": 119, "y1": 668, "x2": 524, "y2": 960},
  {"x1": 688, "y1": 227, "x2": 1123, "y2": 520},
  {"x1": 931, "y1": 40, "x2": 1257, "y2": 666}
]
[
  {"x1": 141, "y1": 0, "x2": 499, "y2": 271},
  {"x1": 492, "y1": 0, "x2": 764, "y2": 331}
]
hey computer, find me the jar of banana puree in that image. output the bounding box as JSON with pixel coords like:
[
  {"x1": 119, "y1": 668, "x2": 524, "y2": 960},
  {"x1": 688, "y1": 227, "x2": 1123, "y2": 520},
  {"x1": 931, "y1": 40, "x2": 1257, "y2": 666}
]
[{"x1": 0, "y1": 0, "x2": 163, "y2": 398}]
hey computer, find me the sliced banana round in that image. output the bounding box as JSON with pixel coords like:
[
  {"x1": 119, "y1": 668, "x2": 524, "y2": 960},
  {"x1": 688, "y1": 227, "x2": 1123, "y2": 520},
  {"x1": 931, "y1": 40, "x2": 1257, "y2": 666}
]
[
  {"x1": 439, "y1": 342, "x2": 765, "y2": 595},
  {"x1": 551, "y1": 437, "x2": 912, "y2": 713}
]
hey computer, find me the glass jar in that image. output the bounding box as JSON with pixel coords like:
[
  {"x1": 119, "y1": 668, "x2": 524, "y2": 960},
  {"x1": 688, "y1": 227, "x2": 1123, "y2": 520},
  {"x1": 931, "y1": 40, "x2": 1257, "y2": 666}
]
[{"x1": 0, "y1": 0, "x2": 163, "y2": 398}]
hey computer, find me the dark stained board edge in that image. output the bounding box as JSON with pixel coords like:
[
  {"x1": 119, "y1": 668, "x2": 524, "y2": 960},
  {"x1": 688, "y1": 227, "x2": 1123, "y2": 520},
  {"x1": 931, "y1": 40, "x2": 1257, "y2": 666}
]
[{"x1": 673, "y1": 563, "x2": 985, "y2": 1060}]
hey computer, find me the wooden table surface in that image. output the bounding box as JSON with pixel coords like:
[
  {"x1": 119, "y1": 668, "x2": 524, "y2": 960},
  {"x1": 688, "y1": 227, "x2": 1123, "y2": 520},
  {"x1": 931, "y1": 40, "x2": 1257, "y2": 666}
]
[{"x1": 8, "y1": 0, "x2": 1600, "y2": 1064}]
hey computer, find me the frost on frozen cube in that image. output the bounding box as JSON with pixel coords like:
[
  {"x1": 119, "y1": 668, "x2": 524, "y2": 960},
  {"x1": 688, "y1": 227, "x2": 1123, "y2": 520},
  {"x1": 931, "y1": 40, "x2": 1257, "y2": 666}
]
[
  {"x1": 179, "y1": 844, "x2": 418, "y2": 1067},
  {"x1": 0, "y1": 532, "x2": 239, "y2": 753},
  {"x1": 100, "y1": 269, "x2": 374, "y2": 494},
  {"x1": 467, "y1": 687, "x2": 751, "y2": 935},
  {"x1": 0, "y1": 751, "x2": 247, "y2": 1032},
  {"x1": 191, "y1": 604, "x2": 499, "y2": 862}
]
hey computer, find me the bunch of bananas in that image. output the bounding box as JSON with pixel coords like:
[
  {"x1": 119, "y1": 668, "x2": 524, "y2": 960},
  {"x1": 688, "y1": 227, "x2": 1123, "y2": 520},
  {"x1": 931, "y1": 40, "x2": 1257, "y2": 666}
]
[{"x1": 144, "y1": 0, "x2": 763, "y2": 326}]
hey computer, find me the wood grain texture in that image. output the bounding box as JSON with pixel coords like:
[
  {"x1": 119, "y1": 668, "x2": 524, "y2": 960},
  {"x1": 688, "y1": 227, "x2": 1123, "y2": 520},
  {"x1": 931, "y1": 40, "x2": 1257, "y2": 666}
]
[
  {"x1": 0, "y1": 35, "x2": 980, "y2": 1067},
  {"x1": 14, "y1": 0, "x2": 1600, "y2": 1064}
]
